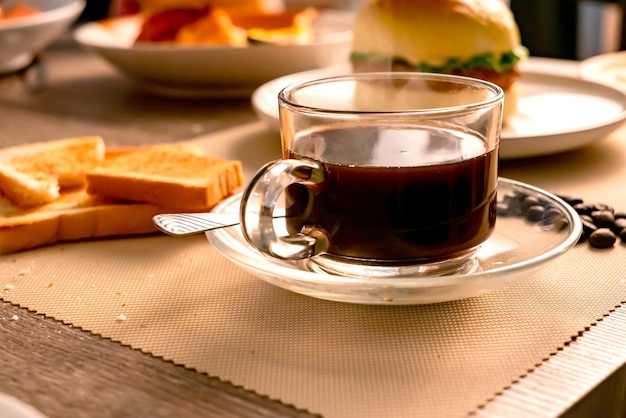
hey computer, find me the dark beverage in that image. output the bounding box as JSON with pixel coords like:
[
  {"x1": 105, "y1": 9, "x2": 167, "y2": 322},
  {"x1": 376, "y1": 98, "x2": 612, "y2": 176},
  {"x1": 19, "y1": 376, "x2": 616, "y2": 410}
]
[{"x1": 284, "y1": 122, "x2": 498, "y2": 262}]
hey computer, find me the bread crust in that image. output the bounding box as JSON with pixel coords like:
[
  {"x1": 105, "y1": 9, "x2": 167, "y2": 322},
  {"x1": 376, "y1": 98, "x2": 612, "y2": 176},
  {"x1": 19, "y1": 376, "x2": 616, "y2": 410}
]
[
  {"x1": 351, "y1": 0, "x2": 522, "y2": 122},
  {"x1": 0, "y1": 190, "x2": 166, "y2": 255},
  {"x1": 86, "y1": 145, "x2": 244, "y2": 210},
  {"x1": 0, "y1": 136, "x2": 105, "y2": 208},
  {"x1": 351, "y1": 0, "x2": 521, "y2": 66},
  {"x1": 0, "y1": 142, "x2": 244, "y2": 254}
]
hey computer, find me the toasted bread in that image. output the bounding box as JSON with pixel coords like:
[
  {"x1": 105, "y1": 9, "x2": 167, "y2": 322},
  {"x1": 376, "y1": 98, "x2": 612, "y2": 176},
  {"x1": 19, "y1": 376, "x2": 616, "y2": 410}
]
[
  {"x1": 0, "y1": 136, "x2": 105, "y2": 208},
  {"x1": 0, "y1": 141, "x2": 244, "y2": 254},
  {"x1": 0, "y1": 188, "x2": 168, "y2": 255},
  {"x1": 0, "y1": 165, "x2": 60, "y2": 208},
  {"x1": 86, "y1": 144, "x2": 244, "y2": 210}
]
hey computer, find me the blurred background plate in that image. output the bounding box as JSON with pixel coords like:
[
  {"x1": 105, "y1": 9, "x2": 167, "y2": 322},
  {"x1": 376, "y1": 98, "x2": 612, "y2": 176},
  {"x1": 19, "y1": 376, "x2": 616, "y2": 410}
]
[
  {"x1": 252, "y1": 59, "x2": 626, "y2": 159},
  {"x1": 0, "y1": 393, "x2": 48, "y2": 418},
  {"x1": 0, "y1": 0, "x2": 85, "y2": 74},
  {"x1": 73, "y1": 9, "x2": 353, "y2": 98},
  {"x1": 579, "y1": 50, "x2": 626, "y2": 91},
  {"x1": 502, "y1": 67, "x2": 626, "y2": 159}
]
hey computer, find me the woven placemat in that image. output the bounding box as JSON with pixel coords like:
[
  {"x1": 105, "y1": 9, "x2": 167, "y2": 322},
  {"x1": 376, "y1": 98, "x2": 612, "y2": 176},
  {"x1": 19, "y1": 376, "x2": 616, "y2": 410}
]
[{"x1": 1, "y1": 123, "x2": 626, "y2": 417}]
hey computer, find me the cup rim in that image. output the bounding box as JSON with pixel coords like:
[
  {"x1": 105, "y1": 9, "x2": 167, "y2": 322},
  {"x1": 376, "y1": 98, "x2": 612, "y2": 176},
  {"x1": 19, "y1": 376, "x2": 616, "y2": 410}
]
[{"x1": 278, "y1": 71, "x2": 505, "y2": 116}]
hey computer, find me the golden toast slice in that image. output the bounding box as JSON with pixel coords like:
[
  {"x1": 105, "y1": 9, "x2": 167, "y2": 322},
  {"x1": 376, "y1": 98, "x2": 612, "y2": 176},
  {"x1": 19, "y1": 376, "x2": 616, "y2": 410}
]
[
  {"x1": 0, "y1": 136, "x2": 105, "y2": 208},
  {"x1": 86, "y1": 144, "x2": 244, "y2": 210},
  {"x1": 0, "y1": 188, "x2": 169, "y2": 255},
  {"x1": 0, "y1": 142, "x2": 244, "y2": 254}
]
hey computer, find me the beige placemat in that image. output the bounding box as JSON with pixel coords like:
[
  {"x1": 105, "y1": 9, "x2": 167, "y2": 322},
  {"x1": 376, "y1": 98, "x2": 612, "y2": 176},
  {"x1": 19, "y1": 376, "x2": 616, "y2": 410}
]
[{"x1": 2, "y1": 122, "x2": 626, "y2": 418}]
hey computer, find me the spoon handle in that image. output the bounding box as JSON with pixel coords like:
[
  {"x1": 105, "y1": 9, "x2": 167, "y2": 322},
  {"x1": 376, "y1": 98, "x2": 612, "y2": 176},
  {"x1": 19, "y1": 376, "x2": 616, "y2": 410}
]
[
  {"x1": 153, "y1": 209, "x2": 287, "y2": 236},
  {"x1": 152, "y1": 212, "x2": 241, "y2": 236}
]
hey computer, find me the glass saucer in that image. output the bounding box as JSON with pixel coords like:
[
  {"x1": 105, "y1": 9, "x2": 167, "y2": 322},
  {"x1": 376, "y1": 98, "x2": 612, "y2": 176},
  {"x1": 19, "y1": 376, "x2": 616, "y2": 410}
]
[{"x1": 206, "y1": 178, "x2": 582, "y2": 305}]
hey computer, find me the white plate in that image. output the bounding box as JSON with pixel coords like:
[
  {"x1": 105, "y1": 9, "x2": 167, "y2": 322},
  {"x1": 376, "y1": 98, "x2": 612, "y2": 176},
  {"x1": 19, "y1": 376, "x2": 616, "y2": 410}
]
[
  {"x1": 580, "y1": 50, "x2": 626, "y2": 91},
  {"x1": 206, "y1": 178, "x2": 582, "y2": 305},
  {"x1": 0, "y1": 0, "x2": 85, "y2": 74},
  {"x1": 73, "y1": 10, "x2": 353, "y2": 98},
  {"x1": 251, "y1": 62, "x2": 626, "y2": 159},
  {"x1": 0, "y1": 393, "x2": 48, "y2": 418}
]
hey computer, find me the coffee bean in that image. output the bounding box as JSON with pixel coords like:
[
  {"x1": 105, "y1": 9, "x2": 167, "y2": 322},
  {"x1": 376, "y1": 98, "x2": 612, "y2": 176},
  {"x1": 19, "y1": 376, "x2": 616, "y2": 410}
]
[
  {"x1": 573, "y1": 203, "x2": 593, "y2": 216},
  {"x1": 556, "y1": 194, "x2": 584, "y2": 206},
  {"x1": 525, "y1": 205, "x2": 545, "y2": 222},
  {"x1": 501, "y1": 192, "x2": 624, "y2": 250},
  {"x1": 579, "y1": 218, "x2": 597, "y2": 242},
  {"x1": 536, "y1": 204, "x2": 570, "y2": 231},
  {"x1": 496, "y1": 202, "x2": 511, "y2": 217},
  {"x1": 580, "y1": 214, "x2": 594, "y2": 224},
  {"x1": 591, "y1": 203, "x2": 614, "y2": 213},
  {"x1": 543, "y1": 207, "x2": 562, "y2": 224},
  {"x1": 554, "y1": 218, "x2": 570, "y2": 232},
  {"x1": 523, "y1": 196, "x2": 542, "y2": 211},
  {"x1": 591, "y1": 210, "x2": 615, "y2": 229},
  {"x1": 588, "y1": 228, "x2": 617, "y2": 248},
  {"x1": 581, "y1": 218, "x2": 598, "y2": 234},
  {"x1": 501, "y1": 192, "x2": 525, "y2": 216},
  {"x1": 613, "y1": 218, "x2": 626, "y2": 234}
]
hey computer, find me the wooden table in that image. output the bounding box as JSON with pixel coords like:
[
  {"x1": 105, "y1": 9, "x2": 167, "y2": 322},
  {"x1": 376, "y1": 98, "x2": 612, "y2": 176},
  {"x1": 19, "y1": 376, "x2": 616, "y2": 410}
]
[{"x1": 1, "y1": 37, "x2": 626, "y2": 418}]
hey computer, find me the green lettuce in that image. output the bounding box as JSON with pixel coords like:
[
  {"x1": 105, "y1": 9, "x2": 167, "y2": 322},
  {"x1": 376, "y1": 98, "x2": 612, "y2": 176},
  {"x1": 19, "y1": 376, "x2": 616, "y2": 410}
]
[{"x1": 350, "y1": 50, "x2": 525, "y2": 74}]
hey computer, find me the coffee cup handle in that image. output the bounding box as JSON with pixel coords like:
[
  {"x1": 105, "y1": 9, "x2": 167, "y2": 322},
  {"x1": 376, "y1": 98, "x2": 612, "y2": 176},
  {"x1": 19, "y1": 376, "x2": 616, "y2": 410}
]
[{"x1": 240, "y1": 159, "x2": 329, "y2": 260}]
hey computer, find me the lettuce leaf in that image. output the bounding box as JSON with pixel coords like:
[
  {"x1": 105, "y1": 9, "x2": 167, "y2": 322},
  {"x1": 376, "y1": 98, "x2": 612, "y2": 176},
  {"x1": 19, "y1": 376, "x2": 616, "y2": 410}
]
[{"x1": 350, "y1": 50, "x2": 525, "y2": 74}]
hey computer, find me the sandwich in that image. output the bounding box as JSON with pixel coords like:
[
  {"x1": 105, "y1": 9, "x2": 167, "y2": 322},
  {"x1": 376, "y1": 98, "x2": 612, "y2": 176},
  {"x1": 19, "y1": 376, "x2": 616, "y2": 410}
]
[
  {"x1": 0, "y1": 139, "x2": 243, "y2": 254},
  {"x1": 349, "y1": 0, "x2": 526, "y2": 121}
]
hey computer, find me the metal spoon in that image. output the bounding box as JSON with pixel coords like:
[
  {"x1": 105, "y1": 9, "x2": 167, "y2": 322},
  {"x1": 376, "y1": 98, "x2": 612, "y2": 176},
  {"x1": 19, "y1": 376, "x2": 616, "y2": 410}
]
[{"x1": 153, "y1": 209, "x2": 286, "y2": 236}]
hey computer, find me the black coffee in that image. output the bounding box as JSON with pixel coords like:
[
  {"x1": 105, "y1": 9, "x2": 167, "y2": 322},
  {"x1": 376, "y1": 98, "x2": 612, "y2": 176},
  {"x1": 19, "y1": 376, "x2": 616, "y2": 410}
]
[{"x1": 284, "y1": 122, "x2": 498, "y2": 261}]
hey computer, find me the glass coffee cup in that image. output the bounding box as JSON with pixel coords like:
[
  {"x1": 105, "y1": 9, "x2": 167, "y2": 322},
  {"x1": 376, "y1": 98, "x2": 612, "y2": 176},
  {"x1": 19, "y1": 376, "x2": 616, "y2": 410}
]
[{"x1": 241, "y1": 72, "x2": 504, "y2": 278}]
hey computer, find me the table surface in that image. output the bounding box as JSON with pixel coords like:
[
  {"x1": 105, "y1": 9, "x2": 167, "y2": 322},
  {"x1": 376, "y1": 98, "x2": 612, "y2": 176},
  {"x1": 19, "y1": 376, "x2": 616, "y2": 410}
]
[
  {"x1": 0, "y1": 38, "x2": 315, "y2": 418},
  {"x1": 1, "y1": 37, "x2": 626, "y2": 418}
]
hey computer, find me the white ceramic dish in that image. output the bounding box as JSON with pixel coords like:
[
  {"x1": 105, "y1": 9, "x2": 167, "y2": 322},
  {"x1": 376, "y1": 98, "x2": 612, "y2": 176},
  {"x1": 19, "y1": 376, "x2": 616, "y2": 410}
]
[
  {"x1": 251, "y1": 62, "x2": 626, "y2": 159},
  {"x1": 206, "y1": 178, "x2": 582, "y2": 305},
  {"x1": 73, "y1": 10, "x2": 353, "y2": 98},
  {"x1": 579, "y1": 50, "x2": 626, "y2": 91},
  {"x1": 0, "y1": 0, "x2": 85, "y2": 74},
  {"x1": 0, "y1": 393, "x2": 48, "y2": 418}
]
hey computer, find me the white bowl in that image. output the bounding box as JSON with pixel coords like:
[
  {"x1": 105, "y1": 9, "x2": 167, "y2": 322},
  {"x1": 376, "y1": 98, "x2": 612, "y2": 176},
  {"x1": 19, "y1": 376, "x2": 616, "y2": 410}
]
[
  {"x1": 0, "y1": 0, "x2": 86, "y2": 74},
  {"x1": 73, "y1": 9, "x2": 354, "y2": 98}
]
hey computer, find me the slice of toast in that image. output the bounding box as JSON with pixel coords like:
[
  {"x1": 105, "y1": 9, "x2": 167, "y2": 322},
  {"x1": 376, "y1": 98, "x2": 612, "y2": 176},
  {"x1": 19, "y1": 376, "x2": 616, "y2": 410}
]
[
  {"x1": 86, "y1": 144, "x2": 244, "y2": 210},
  {"x1": 0, "y1": 141, "x2": 244, "y2": 254},
  {"x1": 0, "y1": 136, "x2": 105, "y2": 208},
  {"x1": 0, "y1": 165, "x2": 60, "y2": 208},
  {"x1": 0, "y1": 188, "x2": 169, "y2": 255}
]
